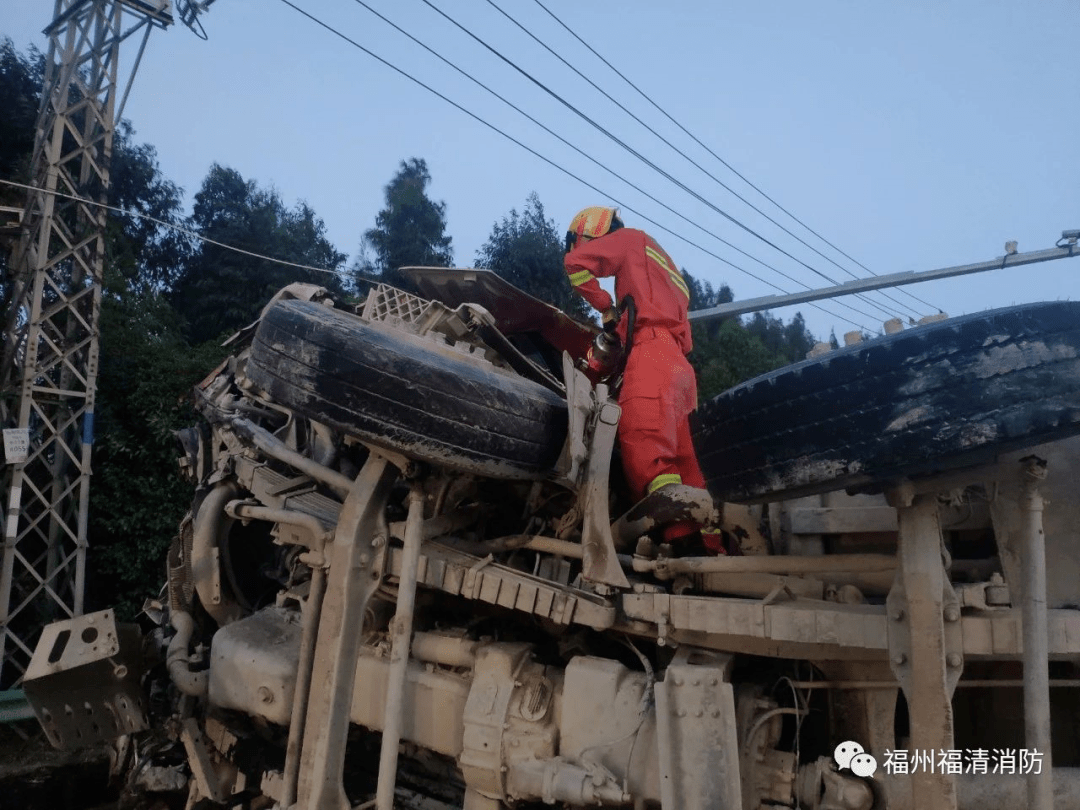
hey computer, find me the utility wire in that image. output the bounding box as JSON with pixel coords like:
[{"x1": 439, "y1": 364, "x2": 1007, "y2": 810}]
[
  {"x1": 529, "y1": 0, "x2": 939, "y2": 315},
  {"x1": 484, "y1": 0, "x2": 920, "y2": 322},
  {"x1": 343, "y1": 0, "x2": 884, "y2": 324},
  {"x1": 420, "y1": 0, "x2": 901, "y2": 324},
  {"x1": 276, "y1": 0, "x2": 873, "y2": 332},
  {"x1": 0, "y1": 177, "x2": 349, "y2": 279}
]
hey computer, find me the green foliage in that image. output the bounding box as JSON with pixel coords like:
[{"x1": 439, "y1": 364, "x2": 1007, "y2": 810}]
[
  {"x1": 89, "y1": 292, "x2": 227, "y2": 618},
  {"x1": 476, "y1": 192, "x2": 587, "y2": 317},
  {"x1": 683, "y1": 268, "x2": 734, "y2": 341},
  {"x1": 0, "y1": 38, "x2": 40, "y2": 192},
  {"x1": 683, "y1": 268, "x2": 735, "y2": 313},
  {"x1": 691, "y1": 318, "x2": 787, "y2": 400},
  {"x1": 356, "y1": 157, "x2": 453, "y2": 291},
  {"x1": 0, "y1": 39, "x2": 42, "y2": 314},
  {"x1": 681, "y1": 269, "x2": 819, "y2": 401},
  {"x1": 104, "y1": 121, "x2": 190, "y2": 295},
  {"x1": 744, "y1": 310, "x2": 815, "y2": 364},
  {"x1": 170, "y1": 164, "x2": 348, "y2": 344}
]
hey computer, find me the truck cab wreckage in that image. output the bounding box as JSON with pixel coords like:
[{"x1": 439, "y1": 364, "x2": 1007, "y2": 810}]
[{"x1": 20, "y1": 264, "x2": 1080, "y2": 810}]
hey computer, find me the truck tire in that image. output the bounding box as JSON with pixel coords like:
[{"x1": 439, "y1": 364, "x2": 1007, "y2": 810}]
[
  {"x1": 694, "y1": 301, "x2": 1080, "y2": 503},
  {"x1": 246, "y1": 300, "x2": 568, "y2": 479}
]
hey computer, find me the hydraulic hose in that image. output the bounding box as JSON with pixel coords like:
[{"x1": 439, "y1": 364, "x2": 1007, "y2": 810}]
[{"x1": 166, "y1": 610, "x2": 208, "y2": 697}]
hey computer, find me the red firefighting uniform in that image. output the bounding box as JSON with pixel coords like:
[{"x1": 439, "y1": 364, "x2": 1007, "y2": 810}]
[{"x1": 565, "y1": 228, "x2": 705, "y2": 542}]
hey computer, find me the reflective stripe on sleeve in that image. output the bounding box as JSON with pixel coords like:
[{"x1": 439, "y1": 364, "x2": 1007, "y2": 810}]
[
  {"x1": 647, "y1": 473, "x2": 682, "y2": 494},
  {"x1": 568, "y1": 269, "x2": 596, "y2": 287}
]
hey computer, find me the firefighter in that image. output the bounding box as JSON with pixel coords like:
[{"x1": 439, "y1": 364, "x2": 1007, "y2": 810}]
[{"x1": 564, "y1": 206, "x2": 722, "y2": 551}]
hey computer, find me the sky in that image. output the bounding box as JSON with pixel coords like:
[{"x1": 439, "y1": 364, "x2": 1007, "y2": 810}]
[{"x1": 4, "y1": 0, "x2": 1078, "y2": 343}]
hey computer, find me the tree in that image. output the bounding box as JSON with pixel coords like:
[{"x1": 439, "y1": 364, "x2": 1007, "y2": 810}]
[
  {"x1": 88, "y1": 290, "x2": 226, "y2": 617},
  {"x1": 782, "y1": 312, "x2": 815, "y2": 361},
  {"x1": 0, "y1": 40, "x2": 43, "y2": 318},
  {"x1": 681, "y1": 274, "x2": 820, "y2": 401},
  {"x1": 744, "y1": 310, "x2": 816, "y2": 363},
  {"x1": 104, "y1": 121, "x2": 190, "y2": 295},
  {"x1": 170, "y1": 164, "x2": 347, "y2": 344},
  {"x1": 476, "y1": 192, "x2": 586, "y2": 316},
  {"x1": 691, "y1": 317, "x2": 786, "y2": 400},
  {"x1": 0, "y1": 40, "x2": 226, "y2": 616},
  {"x1": 357, "y1": 158, "x2": 453, "y2": 291},
  {"x1": 683, "y1": 268, "x2": 734, "y2": 342},
  {"x1": 0, "y1": 39, "x2": 40, "y2": 193}
]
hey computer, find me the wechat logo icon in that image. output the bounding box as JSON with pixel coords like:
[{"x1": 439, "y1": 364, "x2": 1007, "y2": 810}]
[{"x1": 835, "y1": 741, "x2": 878, "y2": 778}]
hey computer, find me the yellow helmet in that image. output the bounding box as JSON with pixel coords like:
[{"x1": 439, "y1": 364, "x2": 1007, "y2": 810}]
[{"x1": 566, "y1": 206, "x2": 623, "y2": 252}]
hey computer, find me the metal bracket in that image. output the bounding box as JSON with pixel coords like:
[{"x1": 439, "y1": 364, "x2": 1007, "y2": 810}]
[
  {"x1": 885, "y1": 487, "x2": 961, "y2": 810},
  {"x1": 654, "y1": 648, "x2": 741, "y2": 810},
  {"x1": 580, "y1": 386, "x2": 629, "y2": 588},
  {"x1": 957, "y1": 577, "x2": 1011, "y2": 610},
  {"x1": 553, "y1": 353, "x2": 592, "y2": 487},
  {"x1": 23, "y1": 609, "x2": 148, "y2": 750},
  {"x1": 294, "y1": 455, "x2": 399, "y2": 810},
  {"x1": 459, "y1": 643, "x2": 535, "y2": 801},
  {"x1": 886, "y1": 575, "x2": 963, "y2": 699},
  {"x1": 180, "y1": 717, "x2": 227, "y2": 805}
]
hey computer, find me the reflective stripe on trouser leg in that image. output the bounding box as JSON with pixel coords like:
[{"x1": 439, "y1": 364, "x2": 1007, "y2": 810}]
[
  {"x1": 647, "y1": 473, "x2": 682, "y2": 494},
  {"x1": 663, "y1": 413, "x2": 708, "y2": 543}
]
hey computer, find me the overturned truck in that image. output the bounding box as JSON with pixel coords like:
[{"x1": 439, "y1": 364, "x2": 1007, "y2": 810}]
[{"x1": 23, "y1": 269, "x2": 1080, "y2": 810}]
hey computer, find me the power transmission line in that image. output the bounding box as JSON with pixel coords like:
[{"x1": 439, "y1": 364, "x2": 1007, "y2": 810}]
[
  {"x1": 529, "y1": 0, "x2": 940, "y2": 315},
  {"x1": 419, "y1": 0, "x2": 904, "y2": 324},
  {"x1": 342, "y1": 0, "x2": 885, "y2": 325},
  {"x1": 0, "y1": 178, "x2": 350, "y2": 279},
  {"x1": 483, "y1": 0, "x2": 922, "y2": 322},
  {"x1": 276, "y1": 0, "x2": 874, "y2": 332}
]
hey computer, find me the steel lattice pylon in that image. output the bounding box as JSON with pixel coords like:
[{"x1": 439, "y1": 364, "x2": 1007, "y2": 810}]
[{"x1": 0, "y1": 0, "x2": 173, "y2": 685}]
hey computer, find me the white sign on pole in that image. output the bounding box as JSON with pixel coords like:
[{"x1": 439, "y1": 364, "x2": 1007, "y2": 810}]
[{"x1": 3, "y1": 428, "x2": 30, "y2": 463}]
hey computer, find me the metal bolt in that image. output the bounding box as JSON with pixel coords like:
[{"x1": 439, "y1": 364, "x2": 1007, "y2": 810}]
[
  {"x1": 947, "y1": 653, "x2": 963, "y2": 668},
  {"x1": 372, "y1": 535, "x2": 385, "y2": 549},
  {"x1": 710, "y1": 678, "x2": 718, "y2": 687},
  {"x1": 677, "y1": 709, "x2": 686, "y2": 717},
  {"x1": 944, "y1": 607, "x2": 960, "y2": 622},
  {"x1": 712, "y1": 709, "x2": 721, "y2": 718},
  {"x1": 673, "y1": 677, "x2": 682, "y2": 687},
  {"x1": 892, "y1": 653, "x2": 907, "y2": 666},
  {"x1": 694, "y1": 710, "x2": 703, "y2": 718},
  {"x1": 692, "y1": 679, "x2": 700, "y2": 687},
  {"x1": 891, "y1": 608, "x2": 905, "y2": 621},
  {"x1": 258, "y1": 686, "x2": 274, "y2": 704}
]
